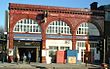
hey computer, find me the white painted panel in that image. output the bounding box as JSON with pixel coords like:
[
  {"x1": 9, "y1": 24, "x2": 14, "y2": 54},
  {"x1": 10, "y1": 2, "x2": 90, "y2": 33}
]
[{"x1": 46, "y1": 40, "x2": 72, "y2": 50}]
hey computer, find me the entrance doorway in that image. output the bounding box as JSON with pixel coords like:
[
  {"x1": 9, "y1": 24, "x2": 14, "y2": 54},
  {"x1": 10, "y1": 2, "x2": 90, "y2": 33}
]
[
  {"x1": 18, "y1": 48, "x2": 35, "y2": 62},
  {"x1": 80, "y1": 48, "x2": 85, "y2": 63},
  {"x1": 14, "y1": 41, "x2": 42, "y2": 62}
]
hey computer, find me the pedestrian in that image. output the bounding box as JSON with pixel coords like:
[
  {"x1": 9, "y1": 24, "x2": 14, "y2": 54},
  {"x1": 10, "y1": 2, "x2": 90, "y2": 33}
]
[
  {"x1": 16, "y1": 51, "x2": 20, "y2": 64},
  {"x1": 85, "y1": 57, "x2": 88, "y2": 67},
  {"x1": 28, "y1": 52, "x2": 31, "y2": 64},
  {"x1": 2, "y1": 51, "x2": 5, "y2": 63},
  {"x1": 23, "y1": 53, "x2": 27, "y2": 63},
  {"x1": 21, "y1": 55, "x2": 23, "y2": 63}
]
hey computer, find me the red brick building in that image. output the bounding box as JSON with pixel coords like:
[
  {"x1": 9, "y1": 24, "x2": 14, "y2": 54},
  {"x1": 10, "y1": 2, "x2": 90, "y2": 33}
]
[{"x1": 7, "y1": 2, "x2": 104, "y2": 63}]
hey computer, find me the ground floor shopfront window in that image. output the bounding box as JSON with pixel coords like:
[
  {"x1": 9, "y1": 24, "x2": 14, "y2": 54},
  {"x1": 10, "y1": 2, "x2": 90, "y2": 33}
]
[
  {"x1": 76, "y1": 41, "x2": 100, "y2": 64},
  {"x1": 46, "y1": 40, "x2": 72, "y2": 63}
]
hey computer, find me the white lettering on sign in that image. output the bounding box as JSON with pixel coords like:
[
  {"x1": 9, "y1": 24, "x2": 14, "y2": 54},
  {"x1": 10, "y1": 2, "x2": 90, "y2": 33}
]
[
  {"x1": 25, "y1": 43, "x2": 31, "y2": 45},
  {"x1": 76, "y1": 36, "x2": 88, "y2": 39}
]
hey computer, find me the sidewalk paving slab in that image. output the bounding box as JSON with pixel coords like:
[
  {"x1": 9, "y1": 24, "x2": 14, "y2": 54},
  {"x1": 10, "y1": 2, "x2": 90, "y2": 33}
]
[{"x1": 0, "y1": 62, "x2": 102, "y2": 69}]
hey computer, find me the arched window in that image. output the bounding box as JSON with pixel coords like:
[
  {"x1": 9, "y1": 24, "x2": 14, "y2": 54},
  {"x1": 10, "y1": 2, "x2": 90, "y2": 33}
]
[
  {"x1": 13, "y1": 19, "x2": 41, "y2": 33},
  {"x1": 46, "y1": 20, "x2": 71, "y2": 34},
  {"x1": 76, "y1": 23, "x2": 100, "y2": 36}
]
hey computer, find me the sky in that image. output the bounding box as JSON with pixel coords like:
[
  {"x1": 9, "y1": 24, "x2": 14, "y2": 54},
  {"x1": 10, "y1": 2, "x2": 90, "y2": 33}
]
[{"x1": 0, "y1": 0, "x2": 110, "y2": 28}]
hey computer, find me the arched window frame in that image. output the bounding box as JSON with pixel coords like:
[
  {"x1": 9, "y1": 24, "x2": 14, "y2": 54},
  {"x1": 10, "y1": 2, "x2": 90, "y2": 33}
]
[
  {"x1": 76, "y1": 23, "x2": 100, "y2": 36},
  {"x1": 46, "y1": 20, "x2": 71, "y2": 34},
  {"x1": 13, "y1": 19, "x2": 41, "y2": 33}
]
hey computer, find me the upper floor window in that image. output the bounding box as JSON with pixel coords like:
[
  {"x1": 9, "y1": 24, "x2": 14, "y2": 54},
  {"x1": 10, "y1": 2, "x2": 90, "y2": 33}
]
[
  {"x1": 76, "y1": 23, "x2": 100, "y2": 36},
  {"x1": 13, "y1": 19, "x2": 41, "y2": 33},
  {"x1": 46, "y1": 20, "x2": 71, "y2": 34},
  {"x1": 105, "y1": 12, "x2": 110, "y2": 21}
]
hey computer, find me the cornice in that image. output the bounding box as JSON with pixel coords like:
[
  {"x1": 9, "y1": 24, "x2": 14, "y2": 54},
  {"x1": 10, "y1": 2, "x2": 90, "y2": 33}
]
[{"x1": 9, "y1": 3, "x2": 104, "y2": 16}]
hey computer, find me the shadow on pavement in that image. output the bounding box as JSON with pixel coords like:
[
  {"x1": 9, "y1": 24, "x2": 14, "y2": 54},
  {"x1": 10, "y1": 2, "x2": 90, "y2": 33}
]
[
  {"x1": 36, "y1": 66, "x2": 47, "y2": 69},
  {"x1": 88, "y1": 68, "x2": 101, "y2": 69}
]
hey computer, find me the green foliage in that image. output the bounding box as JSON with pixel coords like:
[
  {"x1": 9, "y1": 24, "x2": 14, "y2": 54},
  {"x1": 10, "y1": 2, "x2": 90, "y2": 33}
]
[
  {"x1": 0, "y1": 26, "x2": 7, "y2": 40},
  {"x1": 0, "y1": 26, "x2": 4, "y2": 33}
]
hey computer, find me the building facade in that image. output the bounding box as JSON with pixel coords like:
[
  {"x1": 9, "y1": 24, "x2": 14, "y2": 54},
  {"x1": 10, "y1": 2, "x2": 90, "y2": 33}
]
[
  {"x1": 104, "y1": 5, "x2": 110, "y2": 64},
  {"x1": 7, "y1": 2, "x2": 104, "y2": 63}
]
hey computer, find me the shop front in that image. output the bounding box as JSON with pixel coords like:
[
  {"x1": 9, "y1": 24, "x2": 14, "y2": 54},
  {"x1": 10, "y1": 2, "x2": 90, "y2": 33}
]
[{"x1": 13, "y1": 33, "x2": 42, "y2": 62}]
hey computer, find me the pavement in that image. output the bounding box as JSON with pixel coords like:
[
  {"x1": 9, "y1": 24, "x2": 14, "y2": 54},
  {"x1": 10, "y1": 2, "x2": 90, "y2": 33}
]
[
  {"x1": 33, "y1": 63, "x2": 102, "y2": 69},
  {"x1": 0, "y1": 62, "x2": 36, "y2": 69},
  {"x1": 0, "y1": 62, "x2": 102, "y2": 69}
]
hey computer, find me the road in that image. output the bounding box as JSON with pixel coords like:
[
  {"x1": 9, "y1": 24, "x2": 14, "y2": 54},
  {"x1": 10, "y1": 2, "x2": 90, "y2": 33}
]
[{"x1": 0, "y1": 62, "x2": 102, "y2": 69}]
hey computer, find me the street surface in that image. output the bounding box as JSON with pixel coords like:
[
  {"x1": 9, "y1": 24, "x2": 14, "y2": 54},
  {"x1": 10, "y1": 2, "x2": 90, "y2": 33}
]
[{"x1": 0, "y1": 62, "x2": 102, "y2": 69}]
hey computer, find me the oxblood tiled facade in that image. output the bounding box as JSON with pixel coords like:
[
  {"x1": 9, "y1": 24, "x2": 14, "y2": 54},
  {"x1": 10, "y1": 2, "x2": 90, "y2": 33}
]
[{"x1": 8, "y1": 3, "x2": 104, "y2": 63}]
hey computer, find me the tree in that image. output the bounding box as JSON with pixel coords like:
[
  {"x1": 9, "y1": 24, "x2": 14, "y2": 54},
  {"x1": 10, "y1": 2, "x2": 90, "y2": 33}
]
[
  {"x1": 0, "y1": 26, "x2": 4, "y2": 39},
  {"x1": 0, "y1": 26, "x2": 4, "y2": 33},
  {"x1": 0, "y1": 26, "x2": 7, "y2": 62}
]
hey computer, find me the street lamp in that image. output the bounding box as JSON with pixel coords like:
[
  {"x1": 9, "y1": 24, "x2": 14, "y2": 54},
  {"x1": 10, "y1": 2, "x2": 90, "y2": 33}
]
[
  {"x1": 103, "y1": 39, "x2": 106, "y2": 63},
  {"x1": 101, "y1": 38, "x2": 108, "y2": 69}
]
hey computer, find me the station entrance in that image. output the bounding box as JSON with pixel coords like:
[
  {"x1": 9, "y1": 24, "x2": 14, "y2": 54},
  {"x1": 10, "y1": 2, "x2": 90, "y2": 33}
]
[
  {"x1": 18, "y1": 48, "x2": 36, "y2": 62},
  {"x1": 14, "y1": 41, "x2": 41, "y2": 62}
]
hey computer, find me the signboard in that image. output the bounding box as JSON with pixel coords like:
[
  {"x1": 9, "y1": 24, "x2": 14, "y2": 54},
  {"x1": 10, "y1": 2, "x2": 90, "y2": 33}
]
[
  {"x1": 68, "y1": 56, "x2": 76, "y2": 64},
  {"x1": 76, "y1": 36, "x2": 88, "y2": 39},
  {"x1": 25, "y1": 43, "x2": 31, "y2": 45},
  {"x1": 46, "y1": 34, "x2": 72, "y2": 39},
  {"x1": 14, "y1": 41, "x2": 41, "y2": 46},
  {"x1": 14, "y1": 34, "x2": 42, "y2": 41},
  {"x1": 42, "y1": 50, "x2": 47, "y2": 56}
]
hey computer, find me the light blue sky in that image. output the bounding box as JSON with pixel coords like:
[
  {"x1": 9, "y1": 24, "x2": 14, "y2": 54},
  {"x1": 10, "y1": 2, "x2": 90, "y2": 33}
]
[{"x1": 0, "y1": 0, "x2": 110, "y2": 28}]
